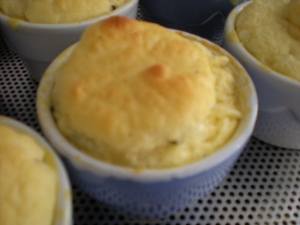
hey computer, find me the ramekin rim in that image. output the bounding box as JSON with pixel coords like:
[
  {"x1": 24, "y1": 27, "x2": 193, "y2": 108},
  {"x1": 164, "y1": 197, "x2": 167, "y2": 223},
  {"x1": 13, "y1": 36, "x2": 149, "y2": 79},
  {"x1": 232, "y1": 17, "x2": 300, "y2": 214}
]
[
  {"x1": 224, "y1": 0, "x2": 300, "y2": 88},
  {"x1": 36, "y1": 30, "x2": 258, "y2": 183},
  {"x1": 0, "y1": 0, "x2": 138, "y2": 30},
  {"x1": 0, "y1": 115, "x2": 73, "y2": 225}
]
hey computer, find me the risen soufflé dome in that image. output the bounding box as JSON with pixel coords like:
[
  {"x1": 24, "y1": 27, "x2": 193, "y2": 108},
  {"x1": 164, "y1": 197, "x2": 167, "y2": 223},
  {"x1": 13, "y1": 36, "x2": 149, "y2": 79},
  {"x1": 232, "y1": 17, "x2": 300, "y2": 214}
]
[{"x1": 50, "y1": 16, "x2": 242, "y2": 169}]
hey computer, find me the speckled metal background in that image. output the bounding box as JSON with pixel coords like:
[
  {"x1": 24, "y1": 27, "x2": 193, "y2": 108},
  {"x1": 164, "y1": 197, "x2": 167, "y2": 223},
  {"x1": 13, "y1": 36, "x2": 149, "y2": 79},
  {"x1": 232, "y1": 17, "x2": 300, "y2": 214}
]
[{"x1": 1, "y1": 6, "x2": 300, "y2": 225}]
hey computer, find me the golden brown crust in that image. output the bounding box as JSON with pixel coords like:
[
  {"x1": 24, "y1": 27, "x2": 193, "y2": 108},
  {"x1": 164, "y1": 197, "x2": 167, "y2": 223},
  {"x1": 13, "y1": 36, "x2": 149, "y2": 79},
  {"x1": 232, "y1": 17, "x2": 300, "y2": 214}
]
[{"x1": 51, "y1": 16, "x2": 241, "y2": 169}]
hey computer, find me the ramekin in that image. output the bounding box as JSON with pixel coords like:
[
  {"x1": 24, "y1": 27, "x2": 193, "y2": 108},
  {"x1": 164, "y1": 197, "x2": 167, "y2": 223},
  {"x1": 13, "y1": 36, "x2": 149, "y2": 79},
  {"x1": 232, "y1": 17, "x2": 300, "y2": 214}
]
[
  {"x1": 0, "y1": 115, "x2": 72, "y2": 225},
  {"x1": 0, "y1": 0, "x2": 138, "y2": 82},
  {"x1": 223, "y1": 1, "x2": 300, "y2": 149},
  {"x1": 36, "y1": 31, "x2": 257, "y2": 220}
]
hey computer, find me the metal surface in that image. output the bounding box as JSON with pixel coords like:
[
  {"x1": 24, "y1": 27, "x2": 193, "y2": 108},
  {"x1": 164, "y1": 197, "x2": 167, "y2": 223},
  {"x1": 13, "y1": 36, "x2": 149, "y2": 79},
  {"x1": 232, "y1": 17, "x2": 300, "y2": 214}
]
[{"x1": 1, "y1": 12, "x2": 300, "y2": 225}]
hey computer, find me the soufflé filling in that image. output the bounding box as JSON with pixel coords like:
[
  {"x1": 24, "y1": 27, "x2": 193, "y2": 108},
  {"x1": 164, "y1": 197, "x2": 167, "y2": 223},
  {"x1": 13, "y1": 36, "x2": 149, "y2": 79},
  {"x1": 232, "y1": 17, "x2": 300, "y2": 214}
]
[
  {"x1": 0, "y1": 0, "x2": 130, "y2": 23},
  {"x1": 50, "y1": 16, "x2": 242, "y2": 169},
  {"x1": 236, "y1": 0, "x2": 300, "y2": 82},
  {"x1": 0, "y1": 124, "x2": 57, "y2": 225}
]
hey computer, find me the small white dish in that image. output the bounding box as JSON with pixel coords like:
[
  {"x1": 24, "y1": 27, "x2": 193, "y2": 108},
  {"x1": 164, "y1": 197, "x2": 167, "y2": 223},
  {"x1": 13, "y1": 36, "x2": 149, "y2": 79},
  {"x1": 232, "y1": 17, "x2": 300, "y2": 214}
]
[
  {"x1": 223, "y1": 1, "x2": 300, "y2": 149},
  {"x1": 36, "y1": 28, "x2": 257, "y2": 220},
  {"x1": 0, "y1": 115, "x2": 73, "y2": 225}
]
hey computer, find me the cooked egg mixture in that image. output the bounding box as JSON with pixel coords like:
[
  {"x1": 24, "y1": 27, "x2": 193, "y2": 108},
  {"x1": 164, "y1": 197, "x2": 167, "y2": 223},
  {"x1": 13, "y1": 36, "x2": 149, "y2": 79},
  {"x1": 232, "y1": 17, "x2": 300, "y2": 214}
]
[
  {"x1": 0, "y1": 0, "x2": 130, "y2": 23},
  {"x1": 0, "y1": 124, "x2": 57, "y2": 225},
  {"x1": 236, "y1": 0, "x2": 300, "y2": 82},
  {"x1": 51, "y1": 17, "x2": 242, "y2": 169}
]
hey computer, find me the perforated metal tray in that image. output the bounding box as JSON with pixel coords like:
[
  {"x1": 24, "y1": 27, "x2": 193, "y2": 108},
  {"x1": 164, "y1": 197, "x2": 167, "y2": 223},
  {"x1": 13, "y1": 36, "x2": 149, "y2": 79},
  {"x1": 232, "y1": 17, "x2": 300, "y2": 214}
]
[{"x1": 1, "y1": 12, "x2": 300, "y2": 225}]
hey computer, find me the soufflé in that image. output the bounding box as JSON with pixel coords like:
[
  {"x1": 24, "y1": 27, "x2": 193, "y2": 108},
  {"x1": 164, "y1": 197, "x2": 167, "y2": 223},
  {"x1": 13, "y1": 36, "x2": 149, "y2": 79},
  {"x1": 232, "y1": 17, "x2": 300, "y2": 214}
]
[
  {"x1": 0, "y1": 124, "x2": 57, "y2": 225},
  {"x1": 0, "y1": 0, "x2": 130, "y2": 23},
  {"x1": 50, "y1": 16, "x2": 242, "y2": 169},
  {"x1": 236, "y1": 0, "x2": 300, "y2": 82}
]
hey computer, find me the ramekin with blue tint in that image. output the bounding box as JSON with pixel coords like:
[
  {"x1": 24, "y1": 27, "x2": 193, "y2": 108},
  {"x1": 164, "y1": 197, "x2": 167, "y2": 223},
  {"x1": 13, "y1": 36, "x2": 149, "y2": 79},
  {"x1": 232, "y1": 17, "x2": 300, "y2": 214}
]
[{"x1": 36, "y1": 18, "x2": 257, "y2": 220}]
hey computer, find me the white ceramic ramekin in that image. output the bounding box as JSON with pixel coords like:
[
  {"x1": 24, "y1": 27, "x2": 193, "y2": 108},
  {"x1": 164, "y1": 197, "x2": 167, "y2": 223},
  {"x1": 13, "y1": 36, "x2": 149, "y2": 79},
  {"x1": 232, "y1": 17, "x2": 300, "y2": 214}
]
[
  {"x1": 223, "y1": 1, "x2": 300, "y2": 149},
  {"x1": 0, "y1": 115, "x2": 72, "y2": 225},
  {"x1": 0, "y1": 0, "x2": 138, "y2": 82},
  {"x1": 36, "y1": 31, "x2": 257, "y2": 220}
]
